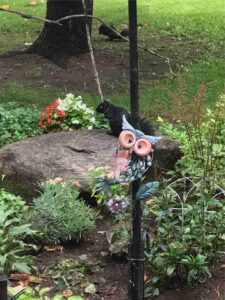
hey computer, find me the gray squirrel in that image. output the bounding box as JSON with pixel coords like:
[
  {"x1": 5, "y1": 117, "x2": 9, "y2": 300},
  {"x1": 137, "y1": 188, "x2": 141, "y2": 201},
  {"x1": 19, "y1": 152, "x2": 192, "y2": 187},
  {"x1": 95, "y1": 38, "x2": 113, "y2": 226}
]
[{"x1": 96, "y1": 100, "x2": 155, "y2": 137}]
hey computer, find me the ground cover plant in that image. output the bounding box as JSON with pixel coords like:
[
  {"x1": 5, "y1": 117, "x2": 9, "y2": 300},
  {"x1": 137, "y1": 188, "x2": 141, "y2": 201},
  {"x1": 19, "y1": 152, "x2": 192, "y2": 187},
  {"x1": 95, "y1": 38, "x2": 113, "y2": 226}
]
[{"x1": 0, "y1": 104, "x2": 43, "y2": 148}]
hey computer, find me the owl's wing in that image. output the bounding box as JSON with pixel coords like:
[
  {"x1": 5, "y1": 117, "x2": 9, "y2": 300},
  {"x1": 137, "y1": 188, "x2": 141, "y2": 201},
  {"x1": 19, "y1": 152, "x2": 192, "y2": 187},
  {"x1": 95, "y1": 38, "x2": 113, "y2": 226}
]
[{"x1": 122, "y1": 114, "x2": 136, "y2": 132}]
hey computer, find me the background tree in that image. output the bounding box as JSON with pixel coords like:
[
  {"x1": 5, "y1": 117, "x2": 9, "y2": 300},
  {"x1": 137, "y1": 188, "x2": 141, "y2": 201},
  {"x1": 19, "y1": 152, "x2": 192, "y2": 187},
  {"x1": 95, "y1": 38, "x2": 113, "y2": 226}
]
[{"x1": 28, "y1": 0, "x2": 93, "y2": 65}]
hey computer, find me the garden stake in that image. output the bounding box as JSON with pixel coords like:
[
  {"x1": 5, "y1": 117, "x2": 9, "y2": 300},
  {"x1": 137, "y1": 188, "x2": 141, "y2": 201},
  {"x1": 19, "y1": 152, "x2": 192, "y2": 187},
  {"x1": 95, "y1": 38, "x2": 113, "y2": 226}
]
[
  {"x1": 128, "y1": 0, "x2": 143, "y2": 299},
  {"x1": 0, "y1": 275, "x2": 7, "y2": 300}
]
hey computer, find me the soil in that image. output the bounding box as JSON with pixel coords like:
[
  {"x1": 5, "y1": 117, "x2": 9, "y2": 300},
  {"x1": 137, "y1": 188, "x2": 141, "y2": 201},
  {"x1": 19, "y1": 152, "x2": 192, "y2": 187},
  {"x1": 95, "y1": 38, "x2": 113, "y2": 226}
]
[
  {"x1": 0, "y1": 36, "x2": 214, "y2": 95},
  {"x1": 34, "y1": 218, "x2": 225, "y2": 300},
  {"x1": 36, "y1": 219, "x2": 128, "y2": 300}
]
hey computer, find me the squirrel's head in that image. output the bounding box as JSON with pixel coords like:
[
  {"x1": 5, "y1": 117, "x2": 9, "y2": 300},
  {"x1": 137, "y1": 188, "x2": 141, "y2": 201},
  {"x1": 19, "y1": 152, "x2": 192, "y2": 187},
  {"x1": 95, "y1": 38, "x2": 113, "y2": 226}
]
[
  {"x1": 96, "y1": 100, "x2": 109, "y2": 113},
  {"x1": 99, "y1": 24, "x2": 107, "y2": 35}
]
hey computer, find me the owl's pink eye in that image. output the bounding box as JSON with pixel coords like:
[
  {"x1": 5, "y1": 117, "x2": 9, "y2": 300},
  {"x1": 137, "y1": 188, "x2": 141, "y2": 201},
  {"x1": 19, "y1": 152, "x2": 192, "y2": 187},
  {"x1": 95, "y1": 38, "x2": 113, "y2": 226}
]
[
  {"x1": 119, "y1": 131, "x2": 136, "y2": 149},
  {"x1": 134, "y1": 139, "x2": 152, "y2": 157}
]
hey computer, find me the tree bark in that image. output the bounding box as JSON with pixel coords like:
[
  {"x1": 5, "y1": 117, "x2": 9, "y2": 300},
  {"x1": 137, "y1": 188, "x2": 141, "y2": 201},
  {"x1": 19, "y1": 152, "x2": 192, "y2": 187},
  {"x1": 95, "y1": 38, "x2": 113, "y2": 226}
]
[{"x1": 28, "y1": 0, "x2": 93, "y2": 65}]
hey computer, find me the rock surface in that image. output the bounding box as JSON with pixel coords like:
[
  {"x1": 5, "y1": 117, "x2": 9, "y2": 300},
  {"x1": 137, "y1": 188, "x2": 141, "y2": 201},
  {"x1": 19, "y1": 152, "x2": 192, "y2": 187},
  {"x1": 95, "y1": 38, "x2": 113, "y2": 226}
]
[{"x1": 0, "y1": 130, "x2": 181, "y2": 202}]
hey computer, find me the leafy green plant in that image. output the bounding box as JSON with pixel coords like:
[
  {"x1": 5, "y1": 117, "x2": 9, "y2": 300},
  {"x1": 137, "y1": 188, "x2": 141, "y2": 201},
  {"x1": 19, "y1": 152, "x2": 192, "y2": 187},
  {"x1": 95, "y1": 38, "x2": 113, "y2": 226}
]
[
  {"x1": 158, "y1": 91, "x2": 225, "y2": 187},
  {"x1": 181, "y1": 254, "x2": 211, "y2": 284},
  {"x1": 30, "y1": 178, "x2": 98, "y2": 243},
  {"x1": 0, "y1": 187, "x2": 26, "y2": 213},
  {"x1": 145, "y1": 178, "x2": 224, "y2": 293},
  {"x1": 0, "y1": 104, "x2": 43, "y2": 148},
  {"x1": 0, "y1": 203, "x2": 37, "y2": 275},
  {"x1": 89, "y1": 167, "x2": 128, "y2": 208}
]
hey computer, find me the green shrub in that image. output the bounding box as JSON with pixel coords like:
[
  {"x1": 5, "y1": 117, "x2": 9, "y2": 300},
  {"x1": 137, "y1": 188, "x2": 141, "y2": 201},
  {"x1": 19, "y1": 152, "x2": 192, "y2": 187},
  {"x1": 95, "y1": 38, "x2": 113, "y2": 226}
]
[
  {"x1": 0, "y1": 104, "x2": 43, "y2": 148},
  {"x1": 30, "y1": 179, "x2": 98, "y2": 243},
  {"x1": 0, "y1": 191, "x2": 37, "y2": 275}
]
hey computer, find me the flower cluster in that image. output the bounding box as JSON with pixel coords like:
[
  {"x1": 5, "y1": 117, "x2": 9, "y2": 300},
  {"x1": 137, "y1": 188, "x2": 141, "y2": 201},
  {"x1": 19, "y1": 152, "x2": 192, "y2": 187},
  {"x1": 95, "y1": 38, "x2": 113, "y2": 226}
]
[
  {"x1": 41, "y1": 177, "x2": 81, "y2": 188},
  {"x1": 57, "y1": 94, "x2": 96, "y2": 130},
  {"x1": 39, "y1": 94, "x2": 96, "y2": 132},
  {"x1": 38, "y1": 99, "x2": 66, "y2": 132}
]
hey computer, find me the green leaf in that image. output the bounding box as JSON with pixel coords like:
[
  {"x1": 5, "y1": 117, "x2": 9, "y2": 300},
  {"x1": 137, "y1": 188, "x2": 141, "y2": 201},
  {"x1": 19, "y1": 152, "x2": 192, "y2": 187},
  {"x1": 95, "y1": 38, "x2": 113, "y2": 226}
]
[
  {"x1": 12, "y1": 262, "x2": 31, "y2": 274},
  {"x1": 136, "y1": 181, "x2": 159, "y2": 201},
  {"x1": 39, "y1": 287, "x2": 52, "y2": 296},
  {"x1": 167, "y1": 264, "x2": 176, "y2": 276},
  {"x1": 12, "y1": 224, "x2": 33, "y2": 236},
  {"x1": 52, "y1": 296, "x2": 64, "y2": 300}
]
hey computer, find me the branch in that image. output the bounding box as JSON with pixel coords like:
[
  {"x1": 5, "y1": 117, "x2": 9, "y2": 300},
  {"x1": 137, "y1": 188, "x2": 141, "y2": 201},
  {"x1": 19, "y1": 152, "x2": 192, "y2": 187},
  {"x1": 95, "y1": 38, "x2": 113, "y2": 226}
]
[
  {"x1": 0, "y1": 8, "x2": 175, "y2": 76},
  {"x1": 0, "y1": 7, "x2": 61, "y2": 25}
]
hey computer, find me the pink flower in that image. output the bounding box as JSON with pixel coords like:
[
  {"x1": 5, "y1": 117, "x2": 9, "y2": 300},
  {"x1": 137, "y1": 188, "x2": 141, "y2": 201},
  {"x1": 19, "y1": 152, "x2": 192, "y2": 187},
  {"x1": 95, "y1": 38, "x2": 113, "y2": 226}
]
[
  {"x1": 58, "y1": 110, "x2": 65, "y2": 118},
  {"x1": 39, "y1": 112, "x2": 43, "y2": 119},
  {"x1": 54, "y1": 99, "x2": 60, "y2": 107},
  {"x1": 46, "y1": 104, "x2": 53, "y2": 114},
  {"x1": 38, "y1": 121, "x2": 42, "y2": 128},
  {"x1": 73, "y1": 178, "x2": 81, "y2": 187}
]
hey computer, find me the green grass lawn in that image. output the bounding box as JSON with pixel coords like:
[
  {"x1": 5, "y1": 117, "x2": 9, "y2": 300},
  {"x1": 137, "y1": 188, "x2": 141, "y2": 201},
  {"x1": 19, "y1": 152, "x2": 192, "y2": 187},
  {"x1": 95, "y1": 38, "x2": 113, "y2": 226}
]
[
  {"x1": 0, "y1": 0, "x2": 224, "y2": 116},
  {"x1": 1, "y1": 0, "x2": 224, "y2": 39}
]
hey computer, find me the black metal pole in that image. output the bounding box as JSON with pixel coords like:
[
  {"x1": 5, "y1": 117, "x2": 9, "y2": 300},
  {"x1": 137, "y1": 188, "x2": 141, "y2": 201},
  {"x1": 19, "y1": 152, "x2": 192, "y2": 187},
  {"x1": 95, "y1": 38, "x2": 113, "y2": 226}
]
[
  {"x1": 128, "y1": 1, "x2": 144, "y2": 300},
  {"x1": 0, "y1": 275, "x2": 8, "y2": 300}
]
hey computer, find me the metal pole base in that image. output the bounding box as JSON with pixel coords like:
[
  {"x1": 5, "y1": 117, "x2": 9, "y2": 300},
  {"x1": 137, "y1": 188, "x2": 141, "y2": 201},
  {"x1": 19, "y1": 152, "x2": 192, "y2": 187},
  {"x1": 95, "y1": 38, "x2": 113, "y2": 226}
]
[
  {"x1": 0, "y1": 275, "x2": 8, "y2": 300},
  {"x1": 128, "y1": 240, "x2": 145, "y2": 300}
]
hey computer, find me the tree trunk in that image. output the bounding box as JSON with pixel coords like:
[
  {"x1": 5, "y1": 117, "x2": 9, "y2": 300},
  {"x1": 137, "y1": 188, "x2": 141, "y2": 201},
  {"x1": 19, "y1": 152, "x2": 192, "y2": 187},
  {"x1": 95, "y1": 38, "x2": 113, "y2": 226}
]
[{"x1": 28, "y1": 0, "x2": 93, "y2": 65}]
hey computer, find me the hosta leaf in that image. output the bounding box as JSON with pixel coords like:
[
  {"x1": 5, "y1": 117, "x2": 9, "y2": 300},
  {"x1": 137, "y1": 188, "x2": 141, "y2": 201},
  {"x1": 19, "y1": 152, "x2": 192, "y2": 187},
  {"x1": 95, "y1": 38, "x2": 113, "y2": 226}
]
[
  {"x1": 167, "y1": 264, "x2": 176, "y2": 276},
  {"x1": 11, "y1": 224, "x2": 33, "y2": 236},
  {"x1": 12, "y1": 262, "x2": 31, "y2": 274},
  {"x1": 136, "y1": 181, "x2": 159, "y2": 201}
]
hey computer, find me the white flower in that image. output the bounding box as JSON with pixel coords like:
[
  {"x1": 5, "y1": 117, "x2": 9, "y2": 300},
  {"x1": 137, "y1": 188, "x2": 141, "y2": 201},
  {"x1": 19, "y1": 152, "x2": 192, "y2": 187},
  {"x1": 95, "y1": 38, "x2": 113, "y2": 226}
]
[
  {"x1": 76, "y1": 95, "x2": 82, "y2": 101},
  {"x1": 65, "y1": 93, "x2": 74, "y2": 100},
  {"x1": 86, "y1": 108, "x2": 95, "y2": 115},
  {"x1": 58, "y1": 98, "x2": 65, "y2": 111},
  {"x1": 76, "y1": 100, "x2": 83, "y2": 108},
  {"x1": 81, "y1": 104, "x2": 87, "y2": 110},
  {"x1": 90, "y1": 117, "x2": 96, "y2": 123}
]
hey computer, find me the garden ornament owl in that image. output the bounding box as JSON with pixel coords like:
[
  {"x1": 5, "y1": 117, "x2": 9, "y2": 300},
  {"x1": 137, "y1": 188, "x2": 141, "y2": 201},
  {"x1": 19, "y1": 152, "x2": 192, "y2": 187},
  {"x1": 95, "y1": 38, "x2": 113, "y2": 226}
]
[{"x1": 114, "y1": 115, "x2": 161, "y2": 182}]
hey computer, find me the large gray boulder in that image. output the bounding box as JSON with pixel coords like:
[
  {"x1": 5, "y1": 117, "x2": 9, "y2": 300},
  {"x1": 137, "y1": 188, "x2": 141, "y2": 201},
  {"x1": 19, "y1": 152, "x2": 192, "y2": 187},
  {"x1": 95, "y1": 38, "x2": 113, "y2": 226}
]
[{"x1": 0, "y1": 130, "x2": 181, "y2": 202}]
